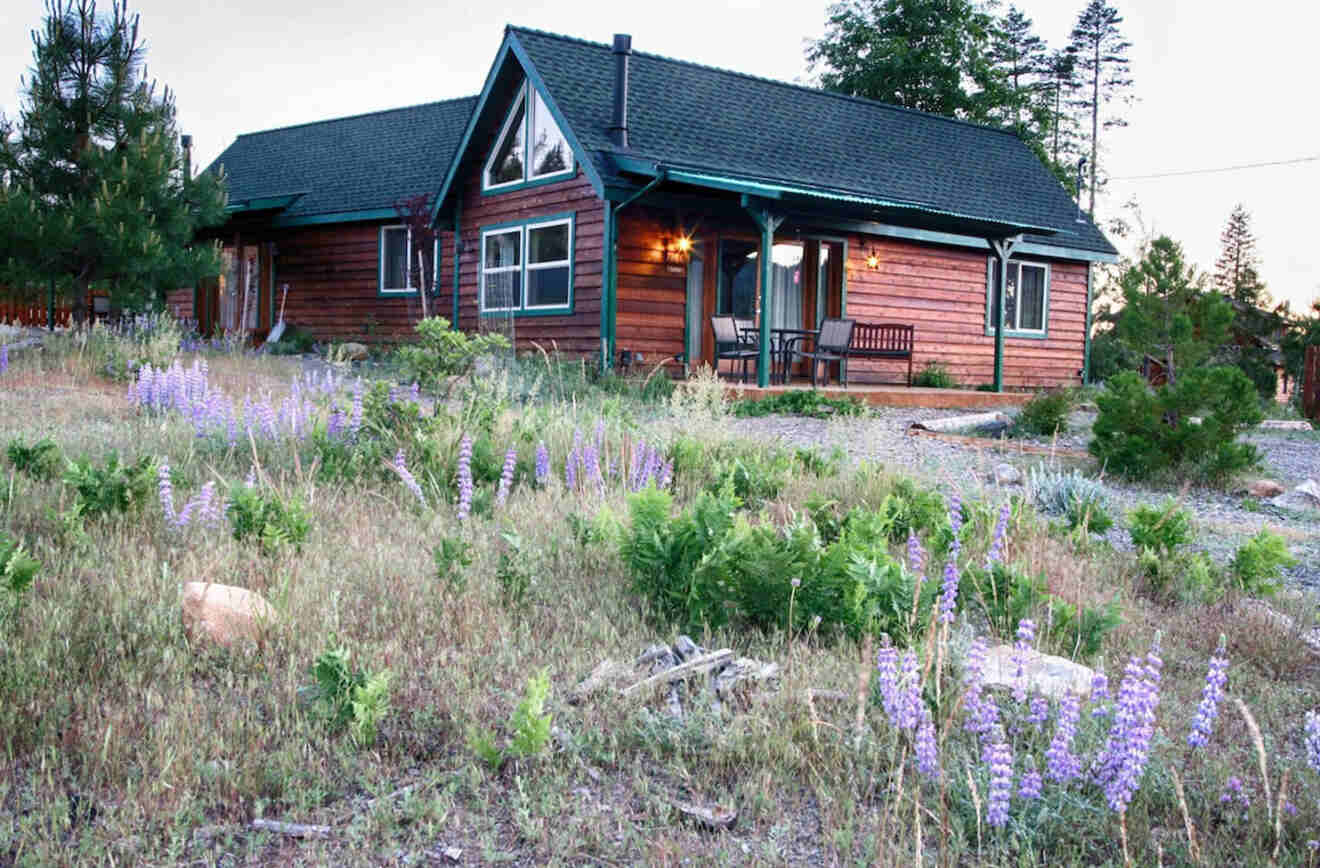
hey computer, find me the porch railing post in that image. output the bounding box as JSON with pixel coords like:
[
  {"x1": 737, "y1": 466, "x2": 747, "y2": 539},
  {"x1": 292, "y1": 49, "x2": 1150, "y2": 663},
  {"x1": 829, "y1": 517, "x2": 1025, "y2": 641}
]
[
  {"x1": 990, "y1": 235, "x2": 1020, "y2": 393},
  {"x1": 743, "y1": 197, "x2": 784, "y2": 389}
]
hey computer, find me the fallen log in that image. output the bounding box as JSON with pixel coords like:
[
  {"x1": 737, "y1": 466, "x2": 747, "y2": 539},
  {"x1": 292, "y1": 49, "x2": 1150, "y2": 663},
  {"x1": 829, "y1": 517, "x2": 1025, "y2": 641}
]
[
  {"x1": 905, "y1": 426, "x2": 1091, "y2": 458},
  {"x1": 621, "y1": 649, "x2": 733, "y2": 696},
  {"x1": 908, "y1": 411, "x2": 1012, "y2": 433}
]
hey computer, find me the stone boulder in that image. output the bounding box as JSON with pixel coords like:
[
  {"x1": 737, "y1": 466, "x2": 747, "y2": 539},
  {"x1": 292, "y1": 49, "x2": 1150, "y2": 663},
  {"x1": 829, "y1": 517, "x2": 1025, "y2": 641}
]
[
  {"x1": 336, "y1": 342, "x2": 368, "y2": 362},
  {"x1": 1245, "y1": 479, "x2": 1286, "y2": 498},
  {"x1": 993, "y1": 463, "x2": 1022, "y2": 486},
  {"x1": 181, "y1": 582, "x2": 277, "y2": 647},
  {"x1": 981, "y1": 643, "x2": 1095, "y2": 699},
  {"x1": 1296, "y1": 479, "x2": 1320, "y2": 506}
]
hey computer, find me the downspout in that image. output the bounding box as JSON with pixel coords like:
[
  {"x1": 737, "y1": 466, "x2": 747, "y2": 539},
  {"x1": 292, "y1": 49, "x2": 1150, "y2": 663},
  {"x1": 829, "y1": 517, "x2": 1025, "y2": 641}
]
[
  {"x1": 1082, "y1": 262, "x2": 1093, "y2": 384},
  {"x1": 451, "y1": 196, "x2": 462, "y2": 330},
  {"x1": 601, "y1": 172, "x2": 664, "y2": 370}
]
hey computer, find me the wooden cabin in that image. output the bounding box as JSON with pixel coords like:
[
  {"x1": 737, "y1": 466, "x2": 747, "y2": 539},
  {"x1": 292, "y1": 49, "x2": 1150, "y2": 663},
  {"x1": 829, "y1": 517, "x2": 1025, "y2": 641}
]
[{"x1": 198, "y1": 26, "x2": 1118, "y2": 389}]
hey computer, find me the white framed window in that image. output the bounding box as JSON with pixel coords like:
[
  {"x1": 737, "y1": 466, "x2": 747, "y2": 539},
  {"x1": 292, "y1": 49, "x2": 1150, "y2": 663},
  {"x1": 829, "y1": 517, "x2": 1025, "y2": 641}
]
[
  {"x1": 479, "y1": 215, "x2": 574, "y2": 314},
  {"x1": 379, "y1": 225, "x2": 414, "y2": 295},
  {"x1": 986, "y1": 258, "x2": 1049, "y2": 336},
  {"x1": 482, "y1": 81, "x2": 573, "y2": 192}
]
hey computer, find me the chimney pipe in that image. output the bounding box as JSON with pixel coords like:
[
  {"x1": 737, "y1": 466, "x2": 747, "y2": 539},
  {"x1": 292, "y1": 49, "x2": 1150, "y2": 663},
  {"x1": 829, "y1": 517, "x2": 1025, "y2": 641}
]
[
  {"x1": 609, "y1": 34, "x2": 632, "y2": 149},
  {"x1": 181, "y1": 133, "x2": 193, "y2": 179}
]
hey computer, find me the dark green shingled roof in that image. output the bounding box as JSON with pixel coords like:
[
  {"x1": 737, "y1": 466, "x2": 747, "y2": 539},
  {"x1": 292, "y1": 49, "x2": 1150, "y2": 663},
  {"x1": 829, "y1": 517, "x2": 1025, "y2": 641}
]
[
  {"x1": 509, "y1": 27, "x2": 1115, "y2": 256},
  {"x1": 209, "y1": 96, "x2": 477, "y2": 220}
]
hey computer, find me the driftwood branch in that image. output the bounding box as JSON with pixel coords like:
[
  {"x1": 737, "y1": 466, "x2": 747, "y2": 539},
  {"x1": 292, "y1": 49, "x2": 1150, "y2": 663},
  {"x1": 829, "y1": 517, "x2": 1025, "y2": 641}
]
[
  {"x1": 250, "y1": 818, "x2": 333, "y2": 839},
  {"x1": 621, "y1": 649, "x2": 733, "y2": 696}
]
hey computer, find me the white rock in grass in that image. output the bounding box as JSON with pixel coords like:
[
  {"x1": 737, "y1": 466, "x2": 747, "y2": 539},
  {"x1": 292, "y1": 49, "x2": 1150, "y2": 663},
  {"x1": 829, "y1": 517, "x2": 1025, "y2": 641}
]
[
  {"x1": 181, "y1": 582, "x2": 276, "y2": 647},
  {"x1": 993, "y1": 463, "x2": 1022, "y2": 486},
  {"x1": 1296, "y1": 479, "x2": 1320, "y2": 506},
  {"x1": 981, "y1": 644, "x2": 1094, "y2": 700},
  {"x1": 336, "y1": 342, "x2": 368, "y2": 362}
]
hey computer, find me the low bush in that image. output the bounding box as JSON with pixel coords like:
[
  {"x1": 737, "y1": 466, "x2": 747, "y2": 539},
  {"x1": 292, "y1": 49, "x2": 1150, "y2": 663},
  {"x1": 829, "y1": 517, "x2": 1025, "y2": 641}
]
[
  {"x1": 1027, "y1": 465, "x2": 1112, "y2": 534},
  {"x1": 1128, "y1": 498, "x2": 1194, "y2": 554},
  {"x1": 62, "y1": 453, "x2": 155, "y2": 518},
  {"x1": 396, "y1": 316, "x2": 510, "y2": 391},
  {"x1": 1089, "y1": 368, "x2": 1263, "y2": 483},
  {"x1": 962, "y1": 563, "x2": 1120, "y2": 659},
  {"x1": 1013, "y1": 389, "x2": 1075, "y2": 437},
  {"x1": 912, "y1": 361, "x2": 958, "y2": 389},
  {"x1": 5, "y1": 437, "x2": 62, "y2": 481},
  {"x1": 467, "y1": 671, "x2": 553, "y2": 770},
  {"x1": 226, "y1": 483, "x2": 311, "y2": 553},
  {"x1": 732, "y1": 389, "x2": 866, "y2": 419},
  {"x1": 307, "y1": 641, "x2": 392, "y2": 747},
  {"x1": 0, "y1": 533, "x2": 39, "y2": 625},
  {"x1": 1229, "y1": 529, "x2": 1297, "y2": 597}
]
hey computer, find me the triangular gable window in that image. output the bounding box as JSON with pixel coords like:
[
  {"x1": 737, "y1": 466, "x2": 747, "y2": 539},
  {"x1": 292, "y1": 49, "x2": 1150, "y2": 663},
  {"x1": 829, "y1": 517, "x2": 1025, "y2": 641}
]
[{"x1": 483, "y1": 81, "x2": 573, "y2": 191}]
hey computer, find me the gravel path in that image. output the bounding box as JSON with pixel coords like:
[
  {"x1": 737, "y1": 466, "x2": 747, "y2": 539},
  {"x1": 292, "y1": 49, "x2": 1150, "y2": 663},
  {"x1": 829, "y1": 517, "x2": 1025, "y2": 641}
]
[{"x1": 731, "y1": 408, "x2": 1320, "y2": 591}]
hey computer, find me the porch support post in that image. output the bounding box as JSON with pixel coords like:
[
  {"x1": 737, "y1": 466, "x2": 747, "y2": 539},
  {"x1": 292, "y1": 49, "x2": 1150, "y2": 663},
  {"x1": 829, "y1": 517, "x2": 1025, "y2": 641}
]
[
  {"x1": 989, "y1": 234, "x2": 1021, "y2": 393},
  {"x1": 742, "y1": 195, "x2": 784, "y2": 389}
]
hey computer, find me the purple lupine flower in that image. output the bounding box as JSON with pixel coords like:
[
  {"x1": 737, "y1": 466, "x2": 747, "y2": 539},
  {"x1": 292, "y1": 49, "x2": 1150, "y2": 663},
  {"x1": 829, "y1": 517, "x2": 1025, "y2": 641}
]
[
  {"x1": 876, "y1": 639, "x2": 903, "y2": 724},
  {"x1": 657, "y1": 460, "x2": 674, "y2": 489},
  {"x1": 907, "y1": 530, "x2": 925, "y2": 580},
  {"x1": 963, "y1": 638, "x2": 992, "y2": 735},
  {"x1": 456, "y1": 436, "x2": 474, "y2": 520},
  {"x1": 914, "y1": 706, "x2": 939, "y2": 781},
  {"x1": 642, "y1": 446, "x2": 663, "y2": 488},
  {"x1": 495, "y1": 446, "x2": 517, "y2": 506},
  {"x1": 388, "y1": 384, "x2": 399, "y2": 405},
  {"x1": 395, "y1": 449, "x2": 427, "y2": 507},
  {"x1": 1018, "y1": 759, "x2": 1043, "y2": 801},
  {"x1": 349, "y1": 380, "x2": 364, "y2": 436},
  {"x1": 1219, "y1": 776, "x2": 1250, "y2": 818},
  {"x1": 1046, "y1": 690, "x2": 1082, "y2": 783},
  {"x1": 938, "y1": 558, "x2": 960, "y2": 625},
  {"x1": 196, "y1": 482, "x2": 221, "y2": 526},
  {"x1": 327, "y1": 405, "x2": 345, "y2": 439},
  {"x1": 1012, "y1": 619, "x2": 1036, "y2": 703},
  {"x1": 565, "y1": 448, "x2": 578, "y2": 490},
  {"x1": 583, "y1": 440, "x2": 602, "y2": 490},
  {"x1": 948, "y1": 490, "x2": 963, "y2": 536},
  {"x1": 1027, "y1": 695, "x2": 1050, "y2": 727},
  {"x1": 1304, "y1": 711, "x2": 1320, "y2": 774},
  {"x1": 896, "y1": 651, "x2": 922, "y2": 730},
  {"x1": 629, "y1": 441, "x2": 647, "y2": 491},
  {"x1": 1093, "y1": 636, "x2": 1164, "y2": 813},
  {"x1": 410, "y1": 381, "x2": 420, "y2": 403},
  {"x1": 986, "y1": 503, "x2": 1011, "y2": 568},
  {"x1": 157, "y1": 462, "x2": 175, "y2": 523},
  {"x1": 1090, "y1": 664, "x2": 1111, "y2": 718},
  {"x1": 535, "y1": 442, "x2": 550, "y2": 486},
  {"x1": 0, "y1": 344, "x2": 8, "y2": 374},
  {"x1": 244, "y1": 466, "x2": 256, "y2": 488},
  {"x1": 1187, "y1": 637, "x2": 1229, "y2": 749},
  {"x1": 984, "y1": 735, "x2": 1013, "y2": 828}
]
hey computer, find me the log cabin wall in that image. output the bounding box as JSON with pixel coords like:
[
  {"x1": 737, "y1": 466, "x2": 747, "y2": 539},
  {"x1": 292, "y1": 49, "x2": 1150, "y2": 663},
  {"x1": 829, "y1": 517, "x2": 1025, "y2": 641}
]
[
  {"x1": 843, "y1": 235, "x2": 1087, "y2": 389},
  {"x1": 452, "y1": 164, "x2": 604, "y2": 359},
  {"x1": 614, "y1": 207, "x2": 686, "y2": 370},
  {"x1": 164, "y1": 287, "x2": 194, "y2": 321}
]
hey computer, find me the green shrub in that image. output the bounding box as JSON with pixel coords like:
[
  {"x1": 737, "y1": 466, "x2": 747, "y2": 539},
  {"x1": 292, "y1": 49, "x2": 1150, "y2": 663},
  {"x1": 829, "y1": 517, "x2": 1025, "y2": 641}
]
[
  {"x1": 1138, "y1": 548, "x2": 1223, "y2": 604},
  {"x1": 265, "y1": 324, "x2": 317, "y2": 356},
  {"x1": 1128, "y1": 499, "x2": 1194, "y2": 554},
  {"x1": 1028, "y1": 465, "x2": 1112, "y2": 535},
  {"x1": 0, "y1": 533, "x2": 39, "y2": 625},
  {"x1": 226, "y1": 483, "x2": 311, "y2": 553},
  {"x1": 61, "y1": 453, "x2": 154, "y2": 518},
  {"x1": 963, "y1": 563, "x2": 1119, "y2": 659},
  {"x1": 1014, "y1": 389, "x2": 1075, "y2": 437},
  {"x1": 732, "y1": 390, "x2": 866, "y2": 419},
  {"x1": 396, "y1": 316, "x2": 511, "y2": 391},
  {"x1": 1229, "y1": 529, "x2": 1296, "y2": 597},
  {"x1": 879, "y1": 477, "x2": 951, "y2": 545},
  {"x1": 467, "y1": 671, "x2": 553, "y2": 770},
  {"x1": 308, "y1": 641, "x2": 392, "y2": 747},
  {"x1": 706, "y1": 447, "x2": 796, "y2": 508},
  {"x1": 5, "y1": 437, "x2": 63, "y2": 481},
  {"x1": 1089, "y1": 368, "x2": 1263, "y2": 483},
  {"x1": 913, "y1": 361, "x2": 958, "y2": 389}
]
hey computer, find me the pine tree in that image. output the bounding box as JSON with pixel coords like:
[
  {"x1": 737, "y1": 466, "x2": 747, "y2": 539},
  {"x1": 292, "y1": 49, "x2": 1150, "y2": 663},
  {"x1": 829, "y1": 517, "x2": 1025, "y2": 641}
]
[
  {"x1": 1214, "y1": 204, "x2": 1267, "y2": 306},
  {"x1": 1044, "y1": 48, "x2": 1081, "y2": 171},
  {"x1": 0, "y1": 0, "x2": 226, "y2": 322},
  {"x1": 987, "y1": 7, "x2": 1048, "y2": 132},
  {"x1": 807, "y1": 0, "x2": 998, "y2": 121},
  {"x1": 1068, "y1": 0, "x2": 1134, "y2": 219}
]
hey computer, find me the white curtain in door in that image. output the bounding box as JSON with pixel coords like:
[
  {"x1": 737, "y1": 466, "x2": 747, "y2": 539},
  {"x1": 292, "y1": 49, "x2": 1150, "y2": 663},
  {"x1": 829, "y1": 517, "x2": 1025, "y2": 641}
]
[{"x1": 769, "y1": 243, "x2": 803, "y2": 332}]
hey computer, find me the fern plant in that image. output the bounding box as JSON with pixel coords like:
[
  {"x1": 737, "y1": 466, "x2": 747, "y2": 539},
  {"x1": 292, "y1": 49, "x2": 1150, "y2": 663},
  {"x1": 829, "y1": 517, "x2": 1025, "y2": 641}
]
[
  {"x1": 226, "y1": 483, "x2": 310, "y2": 553},
  {"x1": 62, "y1": 453, "x2": 155, "y2": 518},
  {"x1": 1, "y1": 532, "x2": 39, "y2": 625},
  {"x1": 6, "y1": 437, "x2": 63, "y2": 481}
]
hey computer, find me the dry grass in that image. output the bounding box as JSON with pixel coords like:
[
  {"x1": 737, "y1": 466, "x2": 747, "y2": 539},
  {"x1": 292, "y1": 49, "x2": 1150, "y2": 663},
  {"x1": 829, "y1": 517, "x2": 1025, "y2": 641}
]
[{"x1": 0, "y1": 340, "x2": 1317, "y2": 865}]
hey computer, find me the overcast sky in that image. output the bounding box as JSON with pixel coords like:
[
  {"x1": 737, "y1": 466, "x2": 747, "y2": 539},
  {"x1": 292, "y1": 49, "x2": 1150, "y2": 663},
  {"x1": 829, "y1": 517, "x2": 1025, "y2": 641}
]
[{"x1": 3, "y1": 0, "x2": 1316, "y2": 310}]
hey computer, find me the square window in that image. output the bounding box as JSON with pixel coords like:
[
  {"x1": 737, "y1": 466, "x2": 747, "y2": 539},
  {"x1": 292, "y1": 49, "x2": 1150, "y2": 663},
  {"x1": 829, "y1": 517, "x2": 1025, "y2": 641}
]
[
  {"x1": 479, "y1": 219, "x2": 573, "y2": 314},
  {"x1": 987, "y1": 258, "x2": 1048, "y2": 335}
]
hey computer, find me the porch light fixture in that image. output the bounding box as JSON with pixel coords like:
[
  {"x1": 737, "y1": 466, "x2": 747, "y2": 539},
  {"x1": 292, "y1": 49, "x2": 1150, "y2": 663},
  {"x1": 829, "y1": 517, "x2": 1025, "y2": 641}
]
[
  {"x1": 865, "y1": 246, "x2": 881, "y2": 270},
  {"x1": 661, "y1": 233, "x2": 692, "y2": 270}
]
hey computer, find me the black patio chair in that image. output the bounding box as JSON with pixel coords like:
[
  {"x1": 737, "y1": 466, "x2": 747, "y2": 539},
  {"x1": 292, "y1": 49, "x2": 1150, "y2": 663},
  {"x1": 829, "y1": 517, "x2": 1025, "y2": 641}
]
[
  {"x1": 790, "y1": 317, "x2": 856, "y2": 388},
  {"x1": 712, "y1": 314, "x2": 759, "y2": 384}
]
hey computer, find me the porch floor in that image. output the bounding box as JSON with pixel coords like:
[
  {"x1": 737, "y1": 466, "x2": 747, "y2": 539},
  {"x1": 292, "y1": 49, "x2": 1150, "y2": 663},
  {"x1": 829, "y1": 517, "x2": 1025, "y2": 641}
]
[{"x1": 723, "y1": 382, "x2": 1031, "y2": 409}]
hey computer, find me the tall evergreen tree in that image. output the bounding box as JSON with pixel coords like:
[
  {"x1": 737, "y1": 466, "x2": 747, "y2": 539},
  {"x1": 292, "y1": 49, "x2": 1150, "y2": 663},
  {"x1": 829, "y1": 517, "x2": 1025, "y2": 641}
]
[
  {"x1": 1214, "y1": 204, "x2": 1267, "y2": 306},
  {"x1": 1044, "y1": 48, "x2": 1081, "y2": 170},
  {"x1": 806, "y1": 0, "x2": 998, "y2": 121},
  {"x1": 0, "y1": 0, "x2": 226, "y2": 322},
  {"x1": 1067, "y1": 0, "x2": 1134, "y2": 219},
  {"x1": 987, "y1": 7, "x2": 1048, "y2": 131}
]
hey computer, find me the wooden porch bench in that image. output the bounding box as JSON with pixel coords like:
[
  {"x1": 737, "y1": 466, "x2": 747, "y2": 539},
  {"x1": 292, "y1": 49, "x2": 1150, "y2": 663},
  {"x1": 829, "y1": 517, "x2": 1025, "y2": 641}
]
[{"x1": 847, "y1": 323, "x2": 915, "y2": 386}]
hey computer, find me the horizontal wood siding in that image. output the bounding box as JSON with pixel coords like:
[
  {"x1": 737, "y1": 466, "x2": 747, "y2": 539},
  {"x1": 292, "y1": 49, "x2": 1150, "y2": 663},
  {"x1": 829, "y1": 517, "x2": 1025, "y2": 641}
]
[
  {"x1": 164, "y1": 287, "x2": 193, "y2": 321},
  {"x1": 615, "y1": 208, "x2": 686, "y2": 370},
  {"x1": 454, "y1": 160, "x2": 604, "y2": 358},
  {"x1": 845, "y1": 235, "x2": 1087, "y2": 389}
]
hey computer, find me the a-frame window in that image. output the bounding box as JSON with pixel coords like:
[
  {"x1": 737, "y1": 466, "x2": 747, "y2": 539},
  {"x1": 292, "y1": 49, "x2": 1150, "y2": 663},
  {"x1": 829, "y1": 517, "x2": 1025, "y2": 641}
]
[{"x1": 483, "y1": 81, "x2": 573, "y2": 192}]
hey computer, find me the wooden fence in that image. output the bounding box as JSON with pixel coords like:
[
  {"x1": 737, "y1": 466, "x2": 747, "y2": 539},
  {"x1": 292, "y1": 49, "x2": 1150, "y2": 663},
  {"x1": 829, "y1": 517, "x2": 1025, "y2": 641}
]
[
  {"x1": 1304, "y1": 345, "x2": 1320, "y2": 421},
  {"x1": 0, "y1": 299, "x2": 72, "y2": 328}
]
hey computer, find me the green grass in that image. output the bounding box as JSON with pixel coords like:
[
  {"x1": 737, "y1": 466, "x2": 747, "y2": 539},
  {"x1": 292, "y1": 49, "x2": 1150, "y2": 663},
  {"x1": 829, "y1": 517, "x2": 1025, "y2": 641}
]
[{"x1": 0, "y1": 338, "x2": 1316, "y2": 865}]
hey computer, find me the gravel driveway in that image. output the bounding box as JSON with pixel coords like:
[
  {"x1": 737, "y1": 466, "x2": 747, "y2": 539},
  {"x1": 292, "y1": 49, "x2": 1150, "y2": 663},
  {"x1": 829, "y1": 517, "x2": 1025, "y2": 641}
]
[{"x1": 731, "y1": 408, "x2": 1320, "y2": 591}]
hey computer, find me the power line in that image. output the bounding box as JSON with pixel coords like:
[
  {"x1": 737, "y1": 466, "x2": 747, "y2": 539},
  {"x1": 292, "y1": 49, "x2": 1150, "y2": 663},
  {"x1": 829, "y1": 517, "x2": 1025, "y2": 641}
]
[{"x1": 1111, "y1": 155, "x2": 1320, "y2": 181}]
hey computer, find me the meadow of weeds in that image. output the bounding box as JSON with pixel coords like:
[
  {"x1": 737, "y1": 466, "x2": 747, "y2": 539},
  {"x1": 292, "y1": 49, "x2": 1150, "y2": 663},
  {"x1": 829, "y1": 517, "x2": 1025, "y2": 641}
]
[{"x1": 0, "y1": 321, "x2": 1318, "y2": 865}]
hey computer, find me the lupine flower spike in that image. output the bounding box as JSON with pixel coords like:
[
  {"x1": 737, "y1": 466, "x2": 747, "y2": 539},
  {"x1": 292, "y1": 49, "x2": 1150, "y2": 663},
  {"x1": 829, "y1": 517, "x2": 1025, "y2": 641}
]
[
  {"x1": 986, "y1": 502, "x2": 1011, "y2": 568},
  {"x1": 1093, "y1": 634, "x2": 1163, "y2": 814},
  {"x1": 1045, "y1": 690, "x2": 1082, "y2": 783},
  {"x1": 534, "y1": 442, "x2": 550, "y2": 486},
  {"x1": 1187, "y1": 635, "x2": 1229, "y2": 749},
  {"x1": 394, "y1": 449, "x2": 427, "y2": 507},
  {"x1": 157, "y1": 462, "x2": 175, "y2": 523},
  {"x1": 907, "y1": 530, "x2": 925, "y2": 581},
  {"x1": 939, "y1": 491, "x2": 962, "y2": 623},
  {"x1": 456, "y1": 435, "x2": 474, "y2": 520},
  {"x1": 1012, "y1": 618, "x2": 1036, "y2": 703},
  {"x1": 495, "y1": 446, "x2": 517, "y2": 506},
  {"x1": 984, "y1": 733, "x2": 1014, "y2": 827},
  {"x1": 1303, "y1": 710, "x2": 1320, "y2": 773}
]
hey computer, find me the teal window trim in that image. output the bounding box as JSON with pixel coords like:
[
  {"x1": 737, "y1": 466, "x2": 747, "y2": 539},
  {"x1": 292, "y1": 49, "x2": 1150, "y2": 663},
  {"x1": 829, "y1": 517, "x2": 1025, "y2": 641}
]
[
  {"x1": 984, "y1": 256, "x2": 1050, "y2": 340},
  {"x1": 481, "y1": 80, "x2": 575, "y2": 196},
  {"x1": 378, "y1": 224, "x2": 420, "y2": 297},
  {"x1": 478, "y1": 211, "x2": 575, "y2": 318}
]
